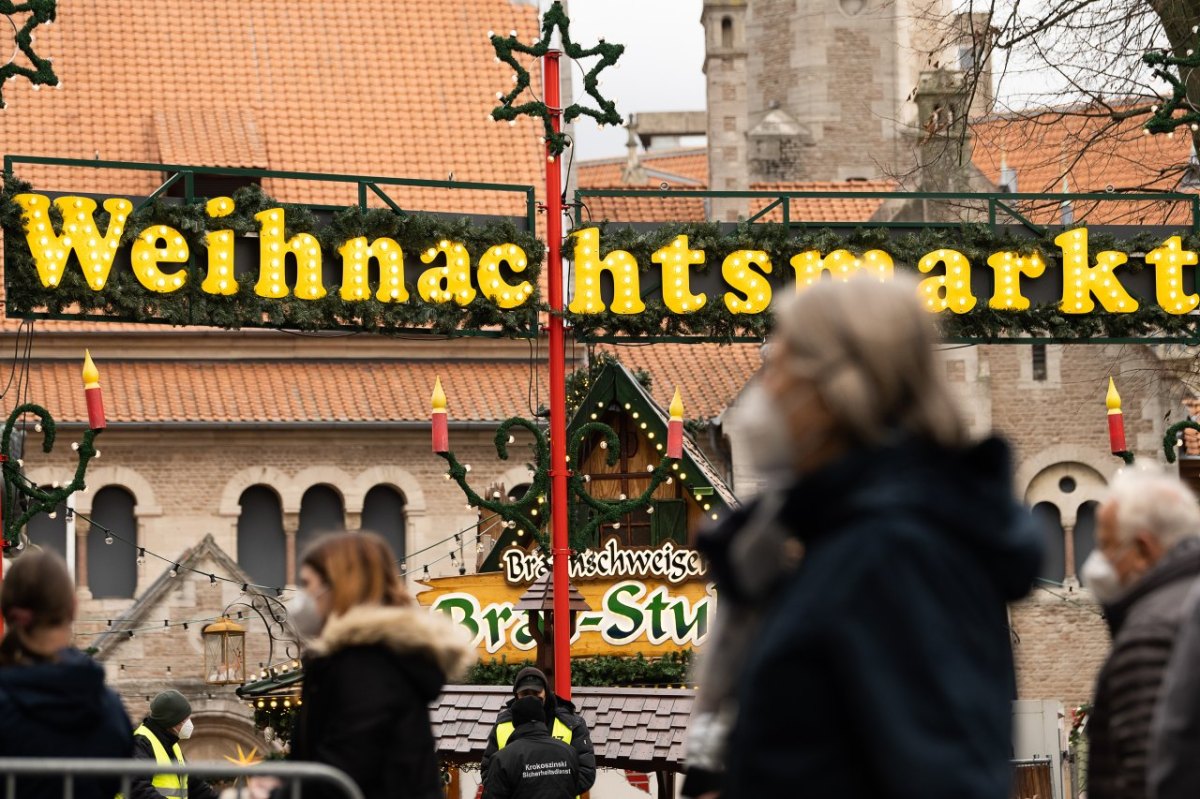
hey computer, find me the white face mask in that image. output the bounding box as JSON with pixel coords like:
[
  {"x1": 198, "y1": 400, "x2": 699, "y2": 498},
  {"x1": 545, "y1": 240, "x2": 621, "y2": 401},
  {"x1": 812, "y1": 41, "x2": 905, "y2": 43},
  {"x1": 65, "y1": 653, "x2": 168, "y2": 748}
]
[
  {"x1": 1081, "y1": 550, "x2": 1124, "y2": 604},
  {"x1": 178, "y1": 718, "x2": 194, "y2": 740},
  {"x1": 287, "y1": 589, "x2": 326, "y2": 640},
  {"x1": 737, "y1": 382, "x2": 799, "y2": 479}
]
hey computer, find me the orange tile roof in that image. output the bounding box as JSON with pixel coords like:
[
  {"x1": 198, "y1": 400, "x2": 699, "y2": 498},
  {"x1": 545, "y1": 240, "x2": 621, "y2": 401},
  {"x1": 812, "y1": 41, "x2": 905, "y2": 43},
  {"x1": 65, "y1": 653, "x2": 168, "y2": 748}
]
[
  {"x1": 0, "y1": 0, "x2": 545, "y2": 216},
  {"x1": 580, "y1": 188, "x2": 708, "y2": 223},
  {"x1": 15, "y1": 360, "x2": 541, "y2": 424},
  {"x1": 578, "y1": 148, "x2": 709, "y2": 188},
  {"x1": 749, "y1": 181, "x2": 896, "y2": 223},
  {"x1": 598, "y1": 342, "x2": 762, "y2": 420},
  {"x1": 971, "y1": 108, "x2": 1198, "y2": 225}
]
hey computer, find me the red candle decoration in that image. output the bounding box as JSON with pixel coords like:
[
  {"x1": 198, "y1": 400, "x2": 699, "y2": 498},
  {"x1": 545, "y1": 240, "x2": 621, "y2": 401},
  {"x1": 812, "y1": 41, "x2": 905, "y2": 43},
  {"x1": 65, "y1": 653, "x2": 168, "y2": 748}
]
[
  {"x1": 82, "y1": 350, "x2": 106, "y2": 431},
  {"x1": 1107, "y1": 377, "x2": 1126, "y2": 454},
  {"x1": 667, "y1": 387, "x2": 684, "y2": 459},
  {"x1": 431, "y1": 377, "x2": 448, "y2": 453}
]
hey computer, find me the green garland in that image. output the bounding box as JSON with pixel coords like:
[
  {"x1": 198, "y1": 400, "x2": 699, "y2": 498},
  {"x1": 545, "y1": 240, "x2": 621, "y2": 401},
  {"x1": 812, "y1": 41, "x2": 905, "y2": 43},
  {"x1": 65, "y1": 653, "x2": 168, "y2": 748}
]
[
  {"x1": 490, "y1": 1, "x2": 624, "y2": 155},
  {"x1": 564, "y1": 351, "x2": 651, "y2": 422},
  {"x1": 563, "y1": 221, "x2": 1200, "y2": 342},
  {"x1": 0, "y1": 178, "x2": 545, "y2": 336},
  {"x1": 1143, "y1": 27, "x2": 1200, "y2": 135},
  {"x1": 0, "y1": 1, "x2": 58, "y2": 108},
  {"x1": 468, "y1": 650, "x2": 693, "y2": 687},
  {"x1": 1, "y1": 403, "x2": 99, "y2": 546},
  {"x1": 1163, "y1": 420, "x2": 1200, "y2": 463}
]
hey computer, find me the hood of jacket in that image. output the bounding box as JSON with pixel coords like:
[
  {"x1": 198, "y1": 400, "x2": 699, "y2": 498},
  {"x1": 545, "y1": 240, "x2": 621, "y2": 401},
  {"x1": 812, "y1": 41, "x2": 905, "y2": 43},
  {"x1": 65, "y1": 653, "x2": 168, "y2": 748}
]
[
  {"x1": 1103, "y1": 536, "x2": 1200, "y2": 635},
  {"x1": 778, "y1": 434, "x2": 1041, "y2": 602},
  {"x1": 307, "y1": 603, "x2": 475, "y2": 685},
  {"x1": 0, "y1": 648, "x2": 114, "y2": 731}
]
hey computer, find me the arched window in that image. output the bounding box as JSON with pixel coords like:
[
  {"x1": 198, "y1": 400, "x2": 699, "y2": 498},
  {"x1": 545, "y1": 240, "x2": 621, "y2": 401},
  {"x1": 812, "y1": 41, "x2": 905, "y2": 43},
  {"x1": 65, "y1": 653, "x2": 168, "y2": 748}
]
[
  {"x1": 26, "y1": 493, "x2": 67, "y2": 560},
  {"x1": 362, "y1": 485, "x2": 406, "y2": 560},
  {"x1": 720, "y1": 16, "x2": 734, "y2": 49},
  {"x1": 1033, "y1": 501, "x2": 1065, "y2": 583},
  {"x1": 238, "y1": 485, "x2": 285, "y2": 588},
  {"x1": 297, "y1": 485, "x2": 344, "y2": 566},
  {"x1": 1074, "y1": 501, "x2": 1099, "y2": 578},
  {"x1": 88, "y1": 487, "x2": 137, "y2": 598}
]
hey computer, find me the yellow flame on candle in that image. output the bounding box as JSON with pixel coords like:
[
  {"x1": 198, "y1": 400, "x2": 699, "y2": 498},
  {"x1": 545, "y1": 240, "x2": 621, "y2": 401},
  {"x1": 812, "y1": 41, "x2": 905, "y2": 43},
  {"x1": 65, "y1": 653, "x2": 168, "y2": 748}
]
[
  {"x1": 432, "y1": 377, "x2": 447, "y2": 412},
  {"x1": 82, "y1": 349, "x2": 100, "y2": 388},
  {"x1": 669, "y1": 387, "x2": 684, "y2": 420},
  {"x1": 1106, "y1": 377, "x2": 1122, "y2": 413}
]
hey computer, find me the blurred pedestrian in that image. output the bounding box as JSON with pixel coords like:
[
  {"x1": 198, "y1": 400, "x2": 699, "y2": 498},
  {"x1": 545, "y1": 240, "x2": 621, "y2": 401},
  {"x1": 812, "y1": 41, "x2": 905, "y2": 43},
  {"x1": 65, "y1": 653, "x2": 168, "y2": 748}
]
[
  {"x1": 700, "y1": 278, "x2": 1041, "y2": 799},
  {"x1": 481, "y1": 666, "x2": 595, "y2": 796},
  {"x1": 281, "y1": 531, "x2": 474, "y2": 799},
  {"x1": 483, "y1": 694, "x2": 582, "y2": 799},
  {"x1": 129, "y1": 689, "x2": 219, "y2": 799},
  {"x1": 0, "y1": 549, "x2": 133, "y2": 799},
  {"x1": 1080, "y1": 469, "x2": 1200, "y2": 799}
]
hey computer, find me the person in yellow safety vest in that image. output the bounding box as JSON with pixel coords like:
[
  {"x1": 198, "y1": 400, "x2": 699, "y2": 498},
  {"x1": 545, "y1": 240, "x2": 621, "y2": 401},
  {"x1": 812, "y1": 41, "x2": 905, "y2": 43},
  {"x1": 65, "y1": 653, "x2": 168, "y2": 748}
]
[
  {"x1": 481, "y1": 667, "x2": 596, "y2": 795},
  {"x1": 125, "y1": 690, "x2": 219, "y2": 799}
]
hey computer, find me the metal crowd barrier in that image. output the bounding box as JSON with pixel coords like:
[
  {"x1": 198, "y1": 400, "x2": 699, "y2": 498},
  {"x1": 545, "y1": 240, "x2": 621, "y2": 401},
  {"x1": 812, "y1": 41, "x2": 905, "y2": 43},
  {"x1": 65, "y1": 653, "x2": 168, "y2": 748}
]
[{"x1": 0, "y1": 758, "x2": 364, "y2": 799}]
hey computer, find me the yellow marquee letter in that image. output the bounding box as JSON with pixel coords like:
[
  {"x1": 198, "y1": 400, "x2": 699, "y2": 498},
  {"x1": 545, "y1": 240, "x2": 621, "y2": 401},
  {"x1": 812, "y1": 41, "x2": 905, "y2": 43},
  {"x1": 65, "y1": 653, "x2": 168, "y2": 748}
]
[
  {"x1": 419, "y1": 240, "x2": 476, "y2": 306},
  {"x1": 986, "y1": 251, "x2": 1045, "y2": 310},
  {"x1": 652, "y1": 236, "x2": 707, "y2": 313},
  {"x1": 917, "y1": 249, "x2": 976, "y2": 313},
  {"x1": 722, "y1": 250, "x2": 772, "y2": 314},
  {"x1": 478, "y1": 244, "x2": 533, "y2": 309},
  {"x1": 1146, "y1": 235, "x2": 1199, "y2": 315},
  {"x1": 790, "y1": 249, "x2": 893, "y2": 292},
  {"x1": 201, "y1": 197, "x2": 236, "y2": 296},
  {"x1": 568, "y1": 228, "x2": 645, "y2": 314},
  {"x1": 131, "y1": 224, "x2": 189, "y2": 293},
  {"x1": 254, "y1": 208, "x2": 325, "y2": 300},
  {"x1": 14, "y1": 194, "x2": 131, "y2": 290},
  {"x1": 338, "y1": 237, "x2": 408, "y2": 302},
  {"x1": 1055, "y1": 228, "x2": 1137, "y2": 314}
]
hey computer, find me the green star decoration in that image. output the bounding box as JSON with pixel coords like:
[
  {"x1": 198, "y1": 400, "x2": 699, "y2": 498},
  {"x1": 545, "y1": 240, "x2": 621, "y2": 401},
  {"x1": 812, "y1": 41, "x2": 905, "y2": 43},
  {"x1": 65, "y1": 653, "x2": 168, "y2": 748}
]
[
  {"x1": 490, "y1": 0, "x2": 624, "y2": 156},
  {"x1": 1142, "y1": 25, "x2": 1200, "y2": 136},
  {"x1": 0, "y1": 0, "x2": 59, "y2": 109}
]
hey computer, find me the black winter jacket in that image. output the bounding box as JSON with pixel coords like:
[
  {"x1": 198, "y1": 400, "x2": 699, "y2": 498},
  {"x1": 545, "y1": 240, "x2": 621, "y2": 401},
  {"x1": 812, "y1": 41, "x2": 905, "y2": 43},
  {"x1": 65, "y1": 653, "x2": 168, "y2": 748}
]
[
  {"x1": 1088, "y1": 537, "x2": 1200, "y2": 799},
  {"x1": 130, "y1": 717, "x2": 219, "y2": 799},
  {"x1": 284, "y1": 604, "x2": 473, "y2": 799},
  {"x1": 0, "y1": 647, "x2": 133, "y2": 799},
  {"x1": 720, "y1": 436, "x2": 1041, "y2": 799},
  {"x1": 480, "y1": 668, "x2": 596, "y2": 794},
  {"x1": 483, "y1": 722, "x2": 582, "y2": 799}
]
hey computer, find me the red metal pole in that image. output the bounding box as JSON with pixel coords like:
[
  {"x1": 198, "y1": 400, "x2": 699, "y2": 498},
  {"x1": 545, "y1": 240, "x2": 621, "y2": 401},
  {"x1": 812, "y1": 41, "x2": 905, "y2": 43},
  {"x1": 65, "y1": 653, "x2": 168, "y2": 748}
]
[{"x1": 543, "y1": 48, "x2": 572, "y2": 701}]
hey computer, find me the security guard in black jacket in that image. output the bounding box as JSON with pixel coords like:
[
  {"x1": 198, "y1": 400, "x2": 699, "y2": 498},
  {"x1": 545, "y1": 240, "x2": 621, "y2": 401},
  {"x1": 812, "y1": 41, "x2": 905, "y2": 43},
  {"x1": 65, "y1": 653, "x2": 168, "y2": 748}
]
[{"x1": 483, "y1": 696, "x2": 582, "y2": 799}]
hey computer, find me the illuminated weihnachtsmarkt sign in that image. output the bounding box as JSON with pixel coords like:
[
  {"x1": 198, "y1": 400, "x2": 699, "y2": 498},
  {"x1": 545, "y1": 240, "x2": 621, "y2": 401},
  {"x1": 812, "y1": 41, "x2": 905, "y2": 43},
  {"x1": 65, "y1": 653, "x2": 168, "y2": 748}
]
[{"x1": 5, "y1": 180, "x2": 1200, "y2": 341}]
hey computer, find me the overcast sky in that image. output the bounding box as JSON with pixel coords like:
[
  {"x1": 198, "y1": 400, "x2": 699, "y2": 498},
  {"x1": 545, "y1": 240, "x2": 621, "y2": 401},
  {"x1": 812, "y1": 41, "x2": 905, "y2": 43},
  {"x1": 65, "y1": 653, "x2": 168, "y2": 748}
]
[{"x1": 558, "y1": 0, "x2": 707, "y2": 160}]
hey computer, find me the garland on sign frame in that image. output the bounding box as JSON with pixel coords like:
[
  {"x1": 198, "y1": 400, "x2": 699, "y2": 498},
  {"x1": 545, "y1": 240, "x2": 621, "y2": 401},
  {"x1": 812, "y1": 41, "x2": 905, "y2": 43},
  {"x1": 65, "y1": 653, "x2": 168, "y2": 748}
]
[
  {"x1": 562, "y1": 222, "x2": 1200, "y2": 342},
  {"x1": 0, "y1": 178, "x2": 545, "y2": 335}
]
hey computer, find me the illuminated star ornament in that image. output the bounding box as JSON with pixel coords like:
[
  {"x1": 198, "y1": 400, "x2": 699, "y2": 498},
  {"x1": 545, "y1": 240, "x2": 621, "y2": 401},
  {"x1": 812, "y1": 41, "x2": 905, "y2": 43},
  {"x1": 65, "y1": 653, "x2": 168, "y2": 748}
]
[
  {"x1": 1142, "y1": 25, "x2": 1200, "y2": 137},
  {"x1": 223, "y1": 744, "x2": 263, "y2": 767},
  {"x1": 0, "y1": 0, "x2": 59, "y2": 109},
  {"x1": 489, "y1": 0, "x2": 624, "y2": 156}
]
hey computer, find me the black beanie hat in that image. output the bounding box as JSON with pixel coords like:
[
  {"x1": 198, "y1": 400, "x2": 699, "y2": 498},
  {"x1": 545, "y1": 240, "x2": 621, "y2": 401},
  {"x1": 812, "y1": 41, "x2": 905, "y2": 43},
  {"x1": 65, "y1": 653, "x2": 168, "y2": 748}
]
[
  {"x1": 149, "y1": 690, "x2": 192, "y2": 728},
  {"x1": 512, "y1": 695, "x2": 546, "y2": 727}
]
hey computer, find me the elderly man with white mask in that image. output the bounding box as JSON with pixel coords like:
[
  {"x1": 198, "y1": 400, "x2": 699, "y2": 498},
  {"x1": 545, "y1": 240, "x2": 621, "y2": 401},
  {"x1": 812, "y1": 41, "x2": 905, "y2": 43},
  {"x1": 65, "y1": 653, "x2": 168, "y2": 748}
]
[
  {"x1": 1081, "y1": 469, "x2": 1200, "y2": 799},
  {"x1": 682, "y1": 276, "x2": 1041, "y2": 799}
]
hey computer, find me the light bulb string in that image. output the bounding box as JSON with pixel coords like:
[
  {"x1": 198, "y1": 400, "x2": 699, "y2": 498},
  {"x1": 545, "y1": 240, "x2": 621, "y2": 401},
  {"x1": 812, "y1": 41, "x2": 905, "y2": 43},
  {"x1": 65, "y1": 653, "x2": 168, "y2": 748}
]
[{"x1": 393, "y1": 511, "x2": 503, "y2": 567}]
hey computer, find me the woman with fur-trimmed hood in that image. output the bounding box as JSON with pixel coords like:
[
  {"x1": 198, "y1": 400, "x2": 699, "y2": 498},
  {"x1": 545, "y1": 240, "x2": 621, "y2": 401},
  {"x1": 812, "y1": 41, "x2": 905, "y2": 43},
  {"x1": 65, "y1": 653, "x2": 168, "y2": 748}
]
[{"x1": 279, "y1": 531, "x2": 475, "y2": 799}]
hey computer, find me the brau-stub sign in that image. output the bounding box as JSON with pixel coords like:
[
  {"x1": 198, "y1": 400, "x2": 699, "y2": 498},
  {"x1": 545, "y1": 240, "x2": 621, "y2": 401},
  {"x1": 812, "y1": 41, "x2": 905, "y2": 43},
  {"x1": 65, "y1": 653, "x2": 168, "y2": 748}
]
[
  {"x1": 416, "y1": 541, "x2": 714, "y2": 659},
  {"x1": 5, "y1": 188, "x2": 1198, "y2": 334}
]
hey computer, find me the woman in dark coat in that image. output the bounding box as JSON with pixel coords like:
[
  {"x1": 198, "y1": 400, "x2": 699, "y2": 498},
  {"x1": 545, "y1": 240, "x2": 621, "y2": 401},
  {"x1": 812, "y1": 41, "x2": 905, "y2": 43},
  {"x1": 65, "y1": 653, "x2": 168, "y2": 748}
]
[
  {"x1": 0, "y1": 550, "x2": 133, "y2": 799},
  {"x1": 684, "y1": 278, "x2": 1041, "y2": 799},
  {"x1": 283, "y1": 531, "x2": 474, "y2": 799}
]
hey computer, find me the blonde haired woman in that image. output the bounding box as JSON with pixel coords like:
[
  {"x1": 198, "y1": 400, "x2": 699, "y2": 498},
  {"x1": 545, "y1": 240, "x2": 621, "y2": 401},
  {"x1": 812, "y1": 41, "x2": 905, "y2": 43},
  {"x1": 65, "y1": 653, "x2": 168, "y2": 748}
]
[{"x1": 282, "y1": 532, "x2": 474, "y2": 799}]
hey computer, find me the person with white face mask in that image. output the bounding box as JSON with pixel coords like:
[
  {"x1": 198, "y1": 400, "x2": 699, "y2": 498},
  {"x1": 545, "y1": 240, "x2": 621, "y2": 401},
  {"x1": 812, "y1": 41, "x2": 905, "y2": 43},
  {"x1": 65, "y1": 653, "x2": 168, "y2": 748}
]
[
  {"x1": 1081, "y1": 469, "x2": 1200, "y2": 799},
  {"x1": 126, "y1": 690, "x2": 220, "y2": 799}
]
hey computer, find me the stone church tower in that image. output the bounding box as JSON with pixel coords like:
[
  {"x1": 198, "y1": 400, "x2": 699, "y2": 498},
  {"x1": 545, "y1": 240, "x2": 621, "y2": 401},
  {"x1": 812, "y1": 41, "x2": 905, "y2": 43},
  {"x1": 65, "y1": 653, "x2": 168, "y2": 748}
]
[{"x1": 702, "y1": 0, "x2": 991, "y2": 217}]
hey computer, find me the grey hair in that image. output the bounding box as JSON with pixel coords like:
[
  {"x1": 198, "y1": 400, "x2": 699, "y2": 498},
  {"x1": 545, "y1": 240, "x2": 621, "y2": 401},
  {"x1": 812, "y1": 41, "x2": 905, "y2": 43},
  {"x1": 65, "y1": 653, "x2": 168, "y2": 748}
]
[
  {"x1": 767, "y1": 275, "x2": 969, "y2": 449},
  {"x1": 1108, "y1": 467, "x2": 1200, "y2": 550}
]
